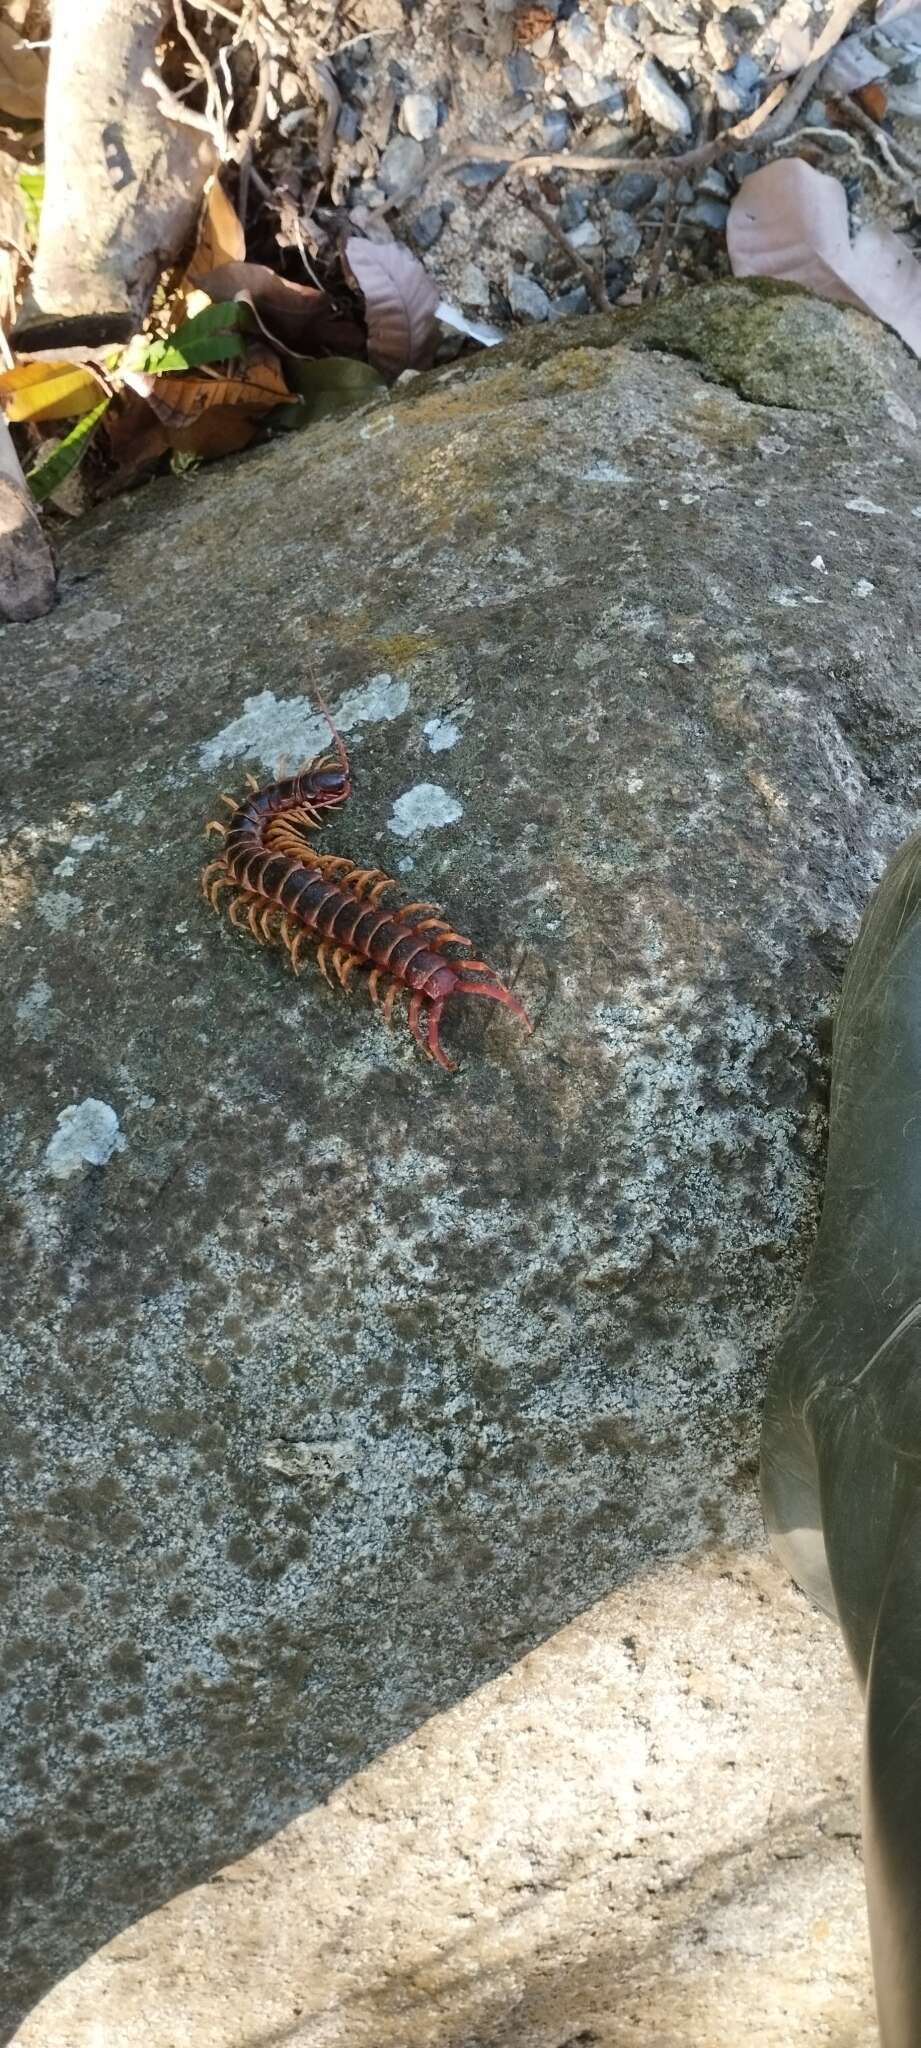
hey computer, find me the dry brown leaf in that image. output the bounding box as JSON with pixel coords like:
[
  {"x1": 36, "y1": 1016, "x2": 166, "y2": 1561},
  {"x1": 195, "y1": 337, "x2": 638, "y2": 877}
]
[
  {"x1": 130, "y1": 346, "x2": 291, "y2": 428},
  {"x1": 0, "y1": 18, "x2": 46, "y2": 120},
  {"x1": 163, "y1": 411, "x2": 258, "y2": 459},
  {"x1": 854, "y1": 79, "x2": 889, "y2": 117},
  {"x1": 98, "y1": 393, "x2": 169, "y2": 491},
  {"x1": 198, "y1": 261, "x2": 367, "y2": 360},
  {"x1": 343, "y1": 237, "x2": 439, "y2": 376},
  {"x1": 727, "y1": 158, "x2": 921, "y2": 357},
  {"x1": 190, "y1": 178, "x2": 246, "y2": 279}
]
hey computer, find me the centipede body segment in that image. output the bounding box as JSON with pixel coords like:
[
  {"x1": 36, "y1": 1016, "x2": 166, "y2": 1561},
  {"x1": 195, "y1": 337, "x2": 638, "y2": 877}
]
[{"x1": 202, "y1": 714, "x2": 530, "y2": 1072}]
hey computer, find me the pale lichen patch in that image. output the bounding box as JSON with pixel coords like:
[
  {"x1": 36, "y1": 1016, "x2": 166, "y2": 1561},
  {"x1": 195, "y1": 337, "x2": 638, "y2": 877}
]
[
  {"x1": 44, "y1": 1099, "x2": 125, "y2": 1180},
  {"x1": 387, "y1": 784, "x2": 464, "y2": 838}
]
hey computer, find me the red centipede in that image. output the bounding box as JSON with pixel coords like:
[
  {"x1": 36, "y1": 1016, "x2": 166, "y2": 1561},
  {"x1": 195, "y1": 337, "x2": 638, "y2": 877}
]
[{"x1": 201, "y1": 711, "x2": 531, "y2": 1072}]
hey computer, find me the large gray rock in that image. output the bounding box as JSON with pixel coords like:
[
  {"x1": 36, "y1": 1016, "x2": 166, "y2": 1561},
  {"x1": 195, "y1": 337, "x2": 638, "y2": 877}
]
[{"x1": 3, "y1": 283, "x2": 918, "y2": 2044}]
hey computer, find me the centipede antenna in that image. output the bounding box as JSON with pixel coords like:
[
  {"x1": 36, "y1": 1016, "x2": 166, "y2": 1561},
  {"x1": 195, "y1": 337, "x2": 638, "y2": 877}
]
[{"x1": 312, "y1": 684, "x2": 350, "y2": 782}]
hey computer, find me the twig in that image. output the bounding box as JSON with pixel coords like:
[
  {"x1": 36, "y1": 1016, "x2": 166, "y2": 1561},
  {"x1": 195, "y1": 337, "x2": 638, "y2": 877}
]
[
  {"x1": 643, "y1": 189, "x2": 678, "y2": 299},
  {"x1": 174, "y1": 0, "x2": 229, "y2": 155},
  {"x1": 233, "y1": 29, "x2": 270, "y2": 221},
  {"x1": 764, "y1": 0, "x2": 865, "y2": 140},
  {"x1": 183, "y1": 0, "x2": 244, "y2": 22},
  {"x1": 308, "y1": 55, "x2": 341, "y2": 177},
  {"x1": 771, "y1": 120, "x2": 901, "y2": 187},
  {"x1": 843, "y1": 97, "x2": 921, "y2": 182},
  {"x1": 447, "y1": 81, "x2": 789, "y2": 184},
  {"x1": 516, "y1": 180, "x2": 610, "y2": 310},
  {"x1": 141, "y1": 68, "x2": 218, "y2": 136}
]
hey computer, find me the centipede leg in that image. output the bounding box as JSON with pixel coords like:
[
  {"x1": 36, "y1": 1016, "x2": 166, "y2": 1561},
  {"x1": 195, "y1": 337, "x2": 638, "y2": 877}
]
[
  {"x1": 331, "y1": 946, "x2": 352, "y2": 987},
  {"x1": 247, "y1": 903, "x2": 267, "y2": 943},
  {"x1": 407, "y1": 991, "x2": 428, "y2": 1059},
  {"x1": 416, "y1": 923, "x2": 472, "y2": 950},
  {"x1": 368, "y1": 968, "x2": 382, "y2": 1008},
  {"x1": 290, "y1": 928, "x2": 311, "y2": 976},
  {"x1": 316, "y1": 943, "x2": 334, "y2": 987},
  {"x1": 205, "y1": 819, "x2": 228, "y2": 840},
  {"x1": 228, "y1": 895, "x2": 252, "y2": 930},
  {"x1": 425, "y1": 996, "x2": 456, "y2": 1073},
  {"x1": 381, "y1": 978, "x2": 402, "y2": 1025}
]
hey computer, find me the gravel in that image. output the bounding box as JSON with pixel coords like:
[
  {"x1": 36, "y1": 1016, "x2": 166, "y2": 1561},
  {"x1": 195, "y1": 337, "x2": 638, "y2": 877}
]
[{"x1": 243, "y1": 0, "x2": 921, "y2": 347}]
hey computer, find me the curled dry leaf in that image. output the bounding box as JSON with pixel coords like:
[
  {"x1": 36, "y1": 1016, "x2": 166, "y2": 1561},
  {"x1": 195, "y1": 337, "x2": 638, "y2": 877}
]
[
  {"x1": 191, "y1": 178, "x2": 246, "y2": 278},
  {"x1": 198, "y1": 261, "x2": 366, "y2": 360},
  {"x1": 727, "y1": 158, "x2": 921, "y2": 357},
  {"x1": 344, "y1": 237, "x2": 439, "y2": 376}
]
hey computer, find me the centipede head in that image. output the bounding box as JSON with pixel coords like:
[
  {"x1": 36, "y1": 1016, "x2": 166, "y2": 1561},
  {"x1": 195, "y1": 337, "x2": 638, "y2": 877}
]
[{"x1": 303, "y1": 690, "x2": 352, "y2": 812}]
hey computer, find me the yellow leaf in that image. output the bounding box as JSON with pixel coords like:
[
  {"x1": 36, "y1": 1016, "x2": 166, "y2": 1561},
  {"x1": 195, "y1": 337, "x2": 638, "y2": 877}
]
[{"x1": 0, "y1": 359, "x2": 107, "y2": 423}]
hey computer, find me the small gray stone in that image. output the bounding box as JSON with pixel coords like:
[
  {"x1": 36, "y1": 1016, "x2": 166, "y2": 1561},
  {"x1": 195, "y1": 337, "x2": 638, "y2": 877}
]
[
  {"x1": 639, "y1": 0, "x2": 701, "y2": 29},
  {"x1": 543, "y1": 107, "x2": 572, "y2": 146},
  {"x1": 648, "y1": 29, "x2": 700, "y2": 68},
  {"x1": 560, "y1": 186, "x2": 590, "y2": 228},
  {"x1": 611, "y1": 170, "x2": 658, "y2": 210},
  {"x1": 506, "y1": 270, "x2": 552, "y2": 320},
  {"x1": 713, "y1": 68, "x2": 746, "y2": 111},
  {"x1": 455, "y1": 160, "x2": 506, "y2": 188},
  {"x1": 567, "y1": 217, "x2": 603, "y2": 249},
  {"x1": 548, "y1": 282, "x2": 592, "y2": 316},
  {"x1": 606, "y1": 206, "x2": 642, "y2": 257},
  {"x1": 635, "y1": 55, "x2": 693, "y2": 132},
  {"x1": 560, "y1": 61, "x2": 618, "y2": 107},
  {"x1": 399, "y1": 89, "x2": 439, "y2": 140},
  {"x1": 506, "y1": 48, "x2": 542, "y2": 92},
  {"x1": 733, "y1": 52, "x2": 764, "y2": 91},
  {"x1": 699, "y1": 164, "x2": 730, "y2": 198},
  {"x1": 591, "y1": 83, "x2": 627, "y2": 117},
  {"x1": 704, "y1": 15, "x2": 739, "y2": 68},
  {"x1": 336, "y1": 103, "x2": 361, "y2": 142},
  {"x1": 688, "y1": 195, "x2": 729, "y2": 229},
  {"x1": 603, "y1": 19, "x2": 643, "y2": 69},
  {"x1": 379, "y1": 133, "x2": 425, "y2": 200},
  {"x1": 459, "y1": 260, "x2": 491, "y2": 307},
  {"x1": 558, "y1": 7, "x2": 606, "y2": 65},
  {"x1": 408, "y1": 204, "x2": 446, "y2": 250}
]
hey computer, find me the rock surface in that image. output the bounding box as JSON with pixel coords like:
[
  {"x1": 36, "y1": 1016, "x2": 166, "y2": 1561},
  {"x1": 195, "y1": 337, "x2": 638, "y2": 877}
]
[{"x1": 4, "y1": 282, "x2": 920, "y2": 2045}]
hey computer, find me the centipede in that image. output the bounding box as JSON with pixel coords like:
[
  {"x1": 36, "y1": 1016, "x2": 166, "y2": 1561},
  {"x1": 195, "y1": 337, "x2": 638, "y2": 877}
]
[{"x1": 201, "y1": 710, "x2": 531, "y2": 1073}]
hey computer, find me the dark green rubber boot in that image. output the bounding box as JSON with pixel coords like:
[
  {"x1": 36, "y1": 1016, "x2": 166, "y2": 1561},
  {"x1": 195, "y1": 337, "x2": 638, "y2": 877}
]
[{"x1": 762, "y1": 830, "x2": 921, "y2": 2047}]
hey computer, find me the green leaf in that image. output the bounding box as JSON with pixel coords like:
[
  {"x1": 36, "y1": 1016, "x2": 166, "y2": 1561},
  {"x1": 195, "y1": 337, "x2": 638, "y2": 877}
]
[
  {"x1": 284, "y1": 355, "x2": 386, "y2": 424},
  {"x1": 26, "y1": 397, "x2": 110, "y2": 504},
  {"x1": 16, "y1": 166, "x2": 43, "y2": 238},
  {"x1": 127, "y1": 300, "x2": 256, "y2": 375}
]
